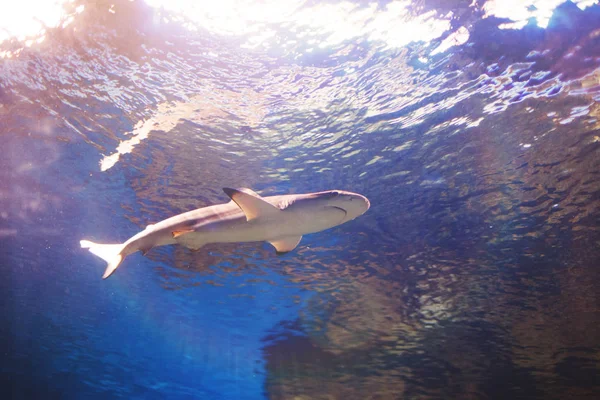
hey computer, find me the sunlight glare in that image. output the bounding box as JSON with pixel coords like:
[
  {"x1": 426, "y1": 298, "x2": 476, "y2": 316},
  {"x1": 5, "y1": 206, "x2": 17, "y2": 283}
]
[
  {"x1": 0, "y1": 0, "x2": 85, "y2": 57},
  {"x1": 144, "y1": 0, "x2": 453, "y2": 51},
  {"x1": 0, "y1": 0, "x2": 76, "y2": 43}
]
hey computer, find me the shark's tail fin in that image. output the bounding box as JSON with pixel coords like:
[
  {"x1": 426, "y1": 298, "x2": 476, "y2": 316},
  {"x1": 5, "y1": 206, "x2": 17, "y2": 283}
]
[{"x1": 80, "y1": 240, "x2": 125, "y2": 279}]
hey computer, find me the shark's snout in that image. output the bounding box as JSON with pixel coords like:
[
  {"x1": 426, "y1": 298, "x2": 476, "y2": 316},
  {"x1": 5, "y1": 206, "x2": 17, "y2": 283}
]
[
  {"x1": 357, "y1": 193, "x2": 370, "y2": 212},
  {"x1": 329, "y1": 191, "x2": 370, "y2": 223}
]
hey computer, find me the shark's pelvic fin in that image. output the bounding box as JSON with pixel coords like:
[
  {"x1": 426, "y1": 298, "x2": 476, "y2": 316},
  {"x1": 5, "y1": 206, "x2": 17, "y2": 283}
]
[
  {"x1": 223, "y1": 187, "x2": 281, "y2": 221},
  {"x1": 269, "y1": 236, "x2": 302, "y2": 254},
  {"x1": 140, "y1": 245, "x2": 153, "y2": 256}
]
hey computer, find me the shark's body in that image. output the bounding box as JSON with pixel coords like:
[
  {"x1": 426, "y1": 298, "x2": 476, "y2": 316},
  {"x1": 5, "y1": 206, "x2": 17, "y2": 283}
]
[{"x1": 81, "y1": 188, "x2": 370, "y2": 279}]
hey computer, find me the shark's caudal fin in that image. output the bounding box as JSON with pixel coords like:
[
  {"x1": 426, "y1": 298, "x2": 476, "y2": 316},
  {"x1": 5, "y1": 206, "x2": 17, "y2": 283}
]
[{"x1": 80, "y1": 240, "x2": 124, "y2": 279}]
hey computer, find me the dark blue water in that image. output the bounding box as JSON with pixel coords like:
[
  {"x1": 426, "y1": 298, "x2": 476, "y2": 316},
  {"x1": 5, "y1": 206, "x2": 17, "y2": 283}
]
[{"x1": 2, "y1": 0, "x2": 600, "y2": 398}]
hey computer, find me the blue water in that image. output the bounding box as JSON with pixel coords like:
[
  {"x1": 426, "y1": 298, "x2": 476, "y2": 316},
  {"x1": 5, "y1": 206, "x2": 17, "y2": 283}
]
[{"x1": 2, "y1": 0, "x2": 600, "y2": 399}]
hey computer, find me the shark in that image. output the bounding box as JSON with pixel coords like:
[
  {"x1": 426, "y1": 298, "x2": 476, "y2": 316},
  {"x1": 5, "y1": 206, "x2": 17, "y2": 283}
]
[{"x1": 81, "y1": 188, "x2": 370, "y2": 279}]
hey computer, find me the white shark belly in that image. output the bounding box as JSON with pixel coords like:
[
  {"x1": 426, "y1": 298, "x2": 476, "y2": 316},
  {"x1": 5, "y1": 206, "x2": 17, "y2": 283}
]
[
  {"x1": 193, "y1": 206, "x2": 346, "y2": 245},
  {"x1": 189, "y1": 217, "x2": 286, "y2": 245}
]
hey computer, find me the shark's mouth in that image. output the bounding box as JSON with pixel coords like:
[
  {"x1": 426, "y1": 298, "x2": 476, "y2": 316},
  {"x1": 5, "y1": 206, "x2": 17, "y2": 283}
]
[
  {"x1": 331, "y1": 206, "x2": 348, "y2": 220},
  {"x1": 332, "y1": 206, "x2": 347, "y2": 214}
]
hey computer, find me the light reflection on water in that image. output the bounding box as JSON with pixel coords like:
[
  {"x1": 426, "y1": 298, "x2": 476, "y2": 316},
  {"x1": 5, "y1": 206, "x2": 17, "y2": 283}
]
[
  {"x1": 2, "y1": 0, "x2": 600, "y2": 399},
  {"x1": 484, "y1": 0, "x2": 599, "y2": 29},
  {"x1": 3, "y1": 1, "x2": 598, "y2": 57}
]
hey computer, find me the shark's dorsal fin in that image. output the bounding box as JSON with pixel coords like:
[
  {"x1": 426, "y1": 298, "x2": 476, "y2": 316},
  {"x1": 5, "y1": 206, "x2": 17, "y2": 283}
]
[
  {"x1": 269, "y1": 236, "x2": 302, "y2": 254},
  {"x1": 237, "y1": 187, "x2": 260, "y2": 197},
  {"x1": 223, "y1": 187, "x2": 280, "y2": 221}
]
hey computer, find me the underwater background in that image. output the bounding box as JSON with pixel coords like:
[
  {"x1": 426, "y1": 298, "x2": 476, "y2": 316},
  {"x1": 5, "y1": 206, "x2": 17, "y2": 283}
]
[{"x1": 2, "y1": 0, "x2": 600, "y2": 398}]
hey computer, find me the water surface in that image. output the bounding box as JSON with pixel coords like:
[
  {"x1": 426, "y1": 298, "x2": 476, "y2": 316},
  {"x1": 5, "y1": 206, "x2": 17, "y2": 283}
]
[{"x1": 2, "y1": 0, "x2": 600, "y2": 399}]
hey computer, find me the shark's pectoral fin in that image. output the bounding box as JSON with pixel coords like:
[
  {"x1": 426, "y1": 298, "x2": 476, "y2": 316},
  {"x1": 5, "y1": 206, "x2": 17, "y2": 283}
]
[
  {"x1": 172, "y1": 229, "x2": 195, "y2": 238},
  {"x1": 269, "y1": 236, "x2": 302, "y2": 255},
  {"x1": 174, "y1": 233, "x2": 206, "y2": 251},
  {"x1": 223, "y1": 187, "x2": 281, "y2": 221}
]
